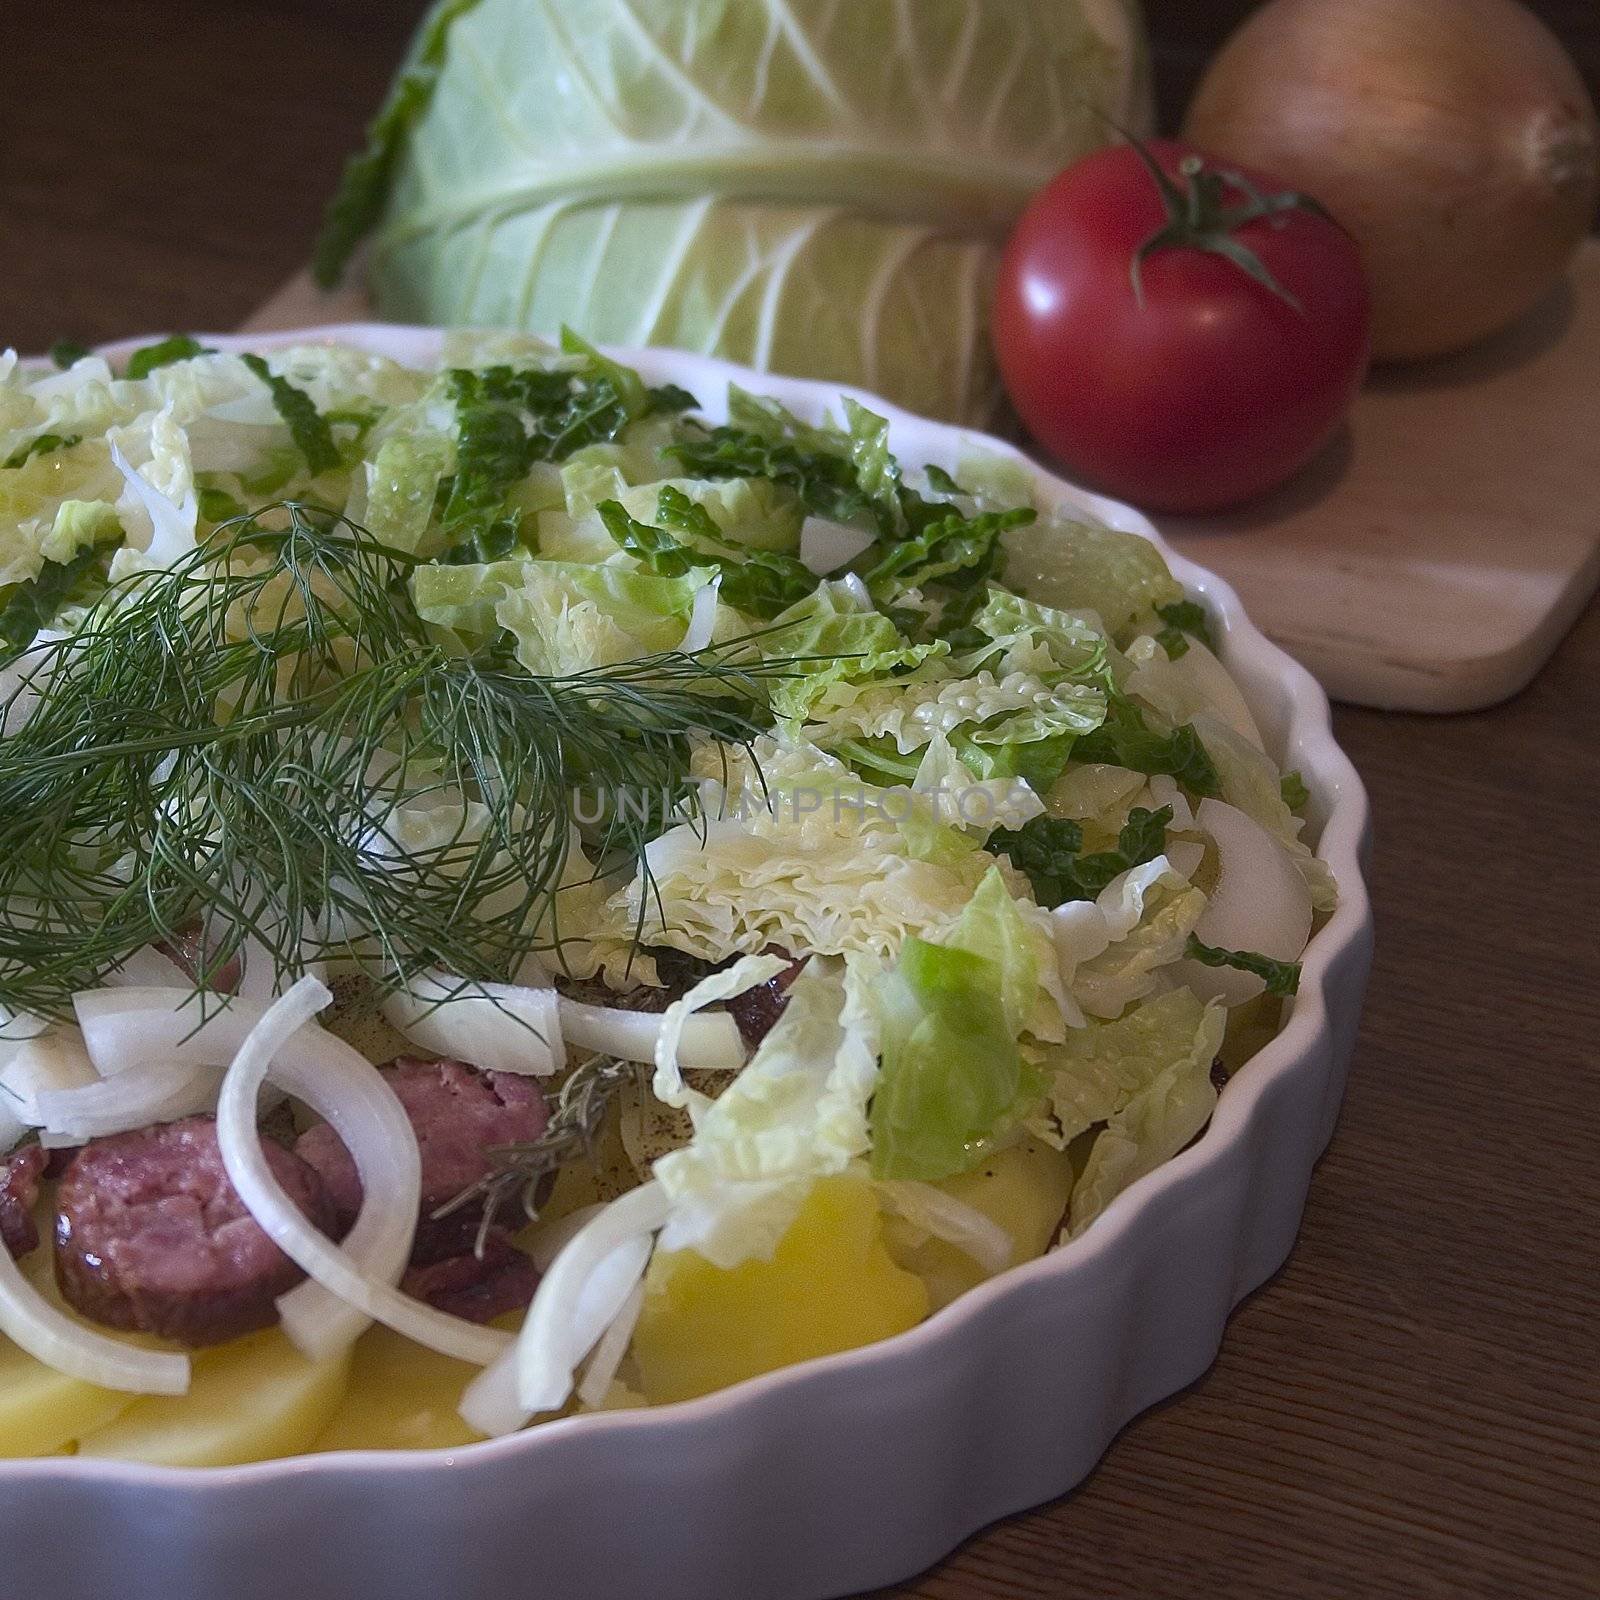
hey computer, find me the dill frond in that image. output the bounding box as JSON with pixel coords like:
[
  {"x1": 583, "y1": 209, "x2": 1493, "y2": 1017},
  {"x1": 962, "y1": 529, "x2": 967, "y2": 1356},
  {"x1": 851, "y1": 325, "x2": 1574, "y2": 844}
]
[{"x1": 0, "y1": 503, "x2": 776, "y2": 1018}]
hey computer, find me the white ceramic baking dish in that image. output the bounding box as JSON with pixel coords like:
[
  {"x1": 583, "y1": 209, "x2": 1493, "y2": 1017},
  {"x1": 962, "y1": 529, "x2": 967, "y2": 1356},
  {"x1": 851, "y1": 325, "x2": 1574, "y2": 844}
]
[{"x1": 0, "y1": 328, "x2": 1373, "y2": 1600}]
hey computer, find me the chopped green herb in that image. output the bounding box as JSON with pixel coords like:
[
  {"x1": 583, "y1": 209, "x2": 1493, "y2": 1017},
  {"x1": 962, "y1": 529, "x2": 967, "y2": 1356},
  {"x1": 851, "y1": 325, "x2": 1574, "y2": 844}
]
[
  {"x1": 990, "y1": 805, "x2": 1173, "y2": 907},
  {"x1": 0, "y1": 502, "x2": 787, "y2": 1018},
  {"x1": 1184, "y1": 935, "x2": 1301, "y2": 997},
  {"x1": 49, "y1": 341, "x2": 90, "y2": 370},
  {"x1": 1281, "y1": 770, "x2": 1310, "y2": 813},
  {"x1": 3, "y1": 433, "x2": 81, "y2": 470},
  {"x1": 125, "y1": 335, "x2": 210, "y2": 381},
  {"x1": 240, "y1": 354, "x2": 342, "y2": 477}
]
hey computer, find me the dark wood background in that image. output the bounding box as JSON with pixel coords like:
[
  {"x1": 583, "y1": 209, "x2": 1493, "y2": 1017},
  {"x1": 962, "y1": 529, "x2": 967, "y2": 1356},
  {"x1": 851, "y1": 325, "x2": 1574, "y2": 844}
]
[{"x1": 2, "y1": 4, "x2": 1597, "y2": 1597}]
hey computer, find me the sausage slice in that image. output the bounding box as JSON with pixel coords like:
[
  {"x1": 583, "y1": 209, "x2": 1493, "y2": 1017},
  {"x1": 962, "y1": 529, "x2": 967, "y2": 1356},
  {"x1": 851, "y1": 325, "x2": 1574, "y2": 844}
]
[
  {"x1": 400, "y1": 1229, "x2": 539, "y2": 1325},
  {"x1": 1, "y1": 1145, "x2": 47, "y2": 1259},
  {"x1": 54, "y1": 1116, "x2": 334, "y2": 1347},
  {"x1": 295, "y1": 1058, "x2": 548, "y2": 1265}
]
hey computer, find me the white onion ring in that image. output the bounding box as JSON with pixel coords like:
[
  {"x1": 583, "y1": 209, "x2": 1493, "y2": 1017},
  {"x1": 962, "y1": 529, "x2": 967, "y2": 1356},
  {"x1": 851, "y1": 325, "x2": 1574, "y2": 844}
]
[
  {"x1": 1171, "y1": 639, "x2": 1266, "y2": 750},
  {"x1": 559, "y1": 996, "x2": 744, "y2": 1070},
  {"x1": 877, "y1": 1180, "x2": 1013, "y2": 1276},
  {"x1": 383, "y1": 971, "x2": 562, "y2": 1076},
  {"x1": 0, "y1": 1240, "x2": 190, "y2": 1396},
  {"x1": 34, "y1": 1060, "x2": 222, "y2": 1142},
  {"x1": 215, "y1": 977, "x2": 509, "y2": 1366},
  {"x1": 514, "y1": 1181, "x2": 668, "y2": 1415},
  {"x1": 459, "y1": 1180, "x2": 669, "y2": 1435},
  {"x1": 1174, "y1": 797, "x2": 1313, "y2": 1006},
  {"x1": 576, "y1": 1280, "x2": 646, "y2": 1409},
  {"x1": 74, "y1": 986, "x2": 260, "y2": 1077}
]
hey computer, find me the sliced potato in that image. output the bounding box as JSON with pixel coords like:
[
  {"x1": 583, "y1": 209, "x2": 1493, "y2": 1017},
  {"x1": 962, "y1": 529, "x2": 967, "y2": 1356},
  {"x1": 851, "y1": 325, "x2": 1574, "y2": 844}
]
[
  {"x1": 0, "y1": 1238, "x2": 136, "y2": 1457},
  {"x1": 884, "y1": 1137, "x2": 1075, "y2": 1310},
  {"x1": 0, "y1": 1335, "x2": 135, "y2": 1458},
  {"x1": 631, "y1": 1175, "x2": 928, "y2": 1405},
  {"x1": 74, "y1": 1329, "x2": 350, "y2": 1467},
  {"x1": 309, "y1": 1325, "x2": 485, "y2": 1453}
]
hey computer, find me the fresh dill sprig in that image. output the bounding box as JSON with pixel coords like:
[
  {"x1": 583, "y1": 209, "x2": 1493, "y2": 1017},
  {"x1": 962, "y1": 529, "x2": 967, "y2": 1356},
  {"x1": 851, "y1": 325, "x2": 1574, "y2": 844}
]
[{"x1": 0, "y1": 503, "x2": 781, "y2": 1018}]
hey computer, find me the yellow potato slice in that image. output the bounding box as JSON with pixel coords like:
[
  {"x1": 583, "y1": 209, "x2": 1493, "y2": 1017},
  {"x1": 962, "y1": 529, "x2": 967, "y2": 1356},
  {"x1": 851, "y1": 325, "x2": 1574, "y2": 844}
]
[
  {"x1": 0, "y1": 1239, "x2": 137, "y2": 1458},
  {"x1": 0, "y1": 1334, "x2": 135, "y2": 1458},
  {"x1": 74, "y1": 1329, "x2": 350, "y2": 1467},
  {"x1": 884, "y1": 1137, "x2": 1075, "y2": 1311},
  {"x1": 631, "y1": 1174, "x2": 929, "y2": 1406},
  {"x1": 309, "y1": 1325, "x2": 486, "y2": 1453}
]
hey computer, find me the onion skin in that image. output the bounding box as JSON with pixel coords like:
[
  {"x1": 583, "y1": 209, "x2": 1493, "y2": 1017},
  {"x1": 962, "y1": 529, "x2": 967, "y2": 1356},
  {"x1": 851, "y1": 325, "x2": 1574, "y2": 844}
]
[{"x1": 1183, "y1": 0, "x2": 1599, "y2": 362}]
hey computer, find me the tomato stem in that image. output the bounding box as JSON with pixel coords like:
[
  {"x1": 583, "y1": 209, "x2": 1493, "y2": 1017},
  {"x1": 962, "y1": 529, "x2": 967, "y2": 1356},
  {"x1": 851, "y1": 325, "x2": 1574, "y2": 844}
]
[{"x1": 1124, "y1": 140, "x2": 1333, "y2": 313}]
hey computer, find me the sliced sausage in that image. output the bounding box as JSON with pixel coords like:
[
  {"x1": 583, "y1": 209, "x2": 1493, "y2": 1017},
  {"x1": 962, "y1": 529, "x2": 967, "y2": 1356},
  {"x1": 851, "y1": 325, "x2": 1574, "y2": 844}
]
[
  {"x1": 154, "y1": 919, "x2": 242, "y2": 994},
  {"x1": 295, "y1": 1058, "x2": 548, "y2": 1265},
  {"x1": 725, "y1": 950, "x2": 808, "y2": 1048},
  {"x1": 1, "y1": 1144, "x2": 47, "y2": 1259},
  {"x1": 560, "y1": 947, "x2": 806, "y2": 1047},
  {"x1": 399, "y1": 1229, "x2": 539, "y2": 1325},
  {"x1": 54, "y1": 1116, "x2": 334, "y2": 1347}
]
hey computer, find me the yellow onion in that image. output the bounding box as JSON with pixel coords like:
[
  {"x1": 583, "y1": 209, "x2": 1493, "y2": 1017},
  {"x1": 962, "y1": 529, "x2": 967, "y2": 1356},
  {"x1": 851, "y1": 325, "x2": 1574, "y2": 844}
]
[{"x1": 1183, "y1": 0, "x2": 1598, "y2": 361}]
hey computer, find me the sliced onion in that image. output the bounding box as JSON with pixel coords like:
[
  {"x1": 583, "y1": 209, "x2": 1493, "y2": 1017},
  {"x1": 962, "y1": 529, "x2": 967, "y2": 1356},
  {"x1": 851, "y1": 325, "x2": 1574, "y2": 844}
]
[
  {"x1": 799, "y1": 515, "x2": 875, "y2": 575},
  {"x1": 215, "y1": 977, "x2": 509, "y2": 1366},
  {"x1": 678, "y1": 574, "x2": 722, "y2": 653},
  {"x1": 383, "y1": 971, "x2": 561, "y2": 1076},
  {"x1": 459, "y1": 1179, "x2": 669, "y2": 1434},
  {"x1": 835, "y1": 573, "x2": 873, "y2": 608},
  {"x1": 74, "y1": 987, "x2": 262, "y2": 1077},
  {"x1": 0, "y1": 1027, "x2": 98, "y2": 1127},
  {"x1": 456, "y1": 1342, "x2": 523, "y2": 1438},
  {"x1": 653, "y1": 954, "x2": 779, "y2": 1113},
  {"x1": 559, "y1": 996, "x2": 744, "y2": 1071},
  {"x1": 576, "y1": 1279, "x2": 646, "y2": 1409},
  {"x1": 525, "y1": 1202, "x2": 605, "y2": 1272},
  {"x1": 515, "y1": 1187, "x2": 665, "y2": 1414},
  {"x1": 1170, "y1": 640, "x2": 1265, "y2": 750},
  {"x1": 1165, "y1": 839, "x2": 1207, "y2": 881},
  {"x1": 1172, "y1": 797, "x2": 1313, "y2": 1007},
  {"x1": 100, "y1": 944, "x2": 190, "y2": 990},
  {"x1": 877, "y1": 1180, "x2": 1014, "y2": 1276},
  {"x1": 35, "y1": 1060, "x2": 223, "y2": 1143},
  {"x1": 459, "y1": 1227, "x2": 658, "y2": 1438},
  {"x1": 0, "y1": 1239, "x2": 190, "y2": 1395}
]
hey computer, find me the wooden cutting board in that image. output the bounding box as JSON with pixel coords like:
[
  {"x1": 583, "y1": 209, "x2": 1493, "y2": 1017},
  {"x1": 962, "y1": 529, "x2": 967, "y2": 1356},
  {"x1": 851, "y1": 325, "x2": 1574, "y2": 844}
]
[{"x1": 246, "y1": 243, "x2": 1600, "y2": 713}]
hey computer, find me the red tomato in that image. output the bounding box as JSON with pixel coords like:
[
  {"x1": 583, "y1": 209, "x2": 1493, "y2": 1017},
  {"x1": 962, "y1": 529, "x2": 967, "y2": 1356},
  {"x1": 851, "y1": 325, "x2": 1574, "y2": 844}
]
[{"x1": 993, "y1": 138, "x2": 1371, "y2": 513}]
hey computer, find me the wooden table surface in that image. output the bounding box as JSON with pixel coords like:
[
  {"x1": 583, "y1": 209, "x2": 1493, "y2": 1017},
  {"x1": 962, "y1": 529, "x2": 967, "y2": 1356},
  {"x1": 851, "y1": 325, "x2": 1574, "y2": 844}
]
[{"x1": 3, "y1": 4, "x2": 1597, "y2": 1596}]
